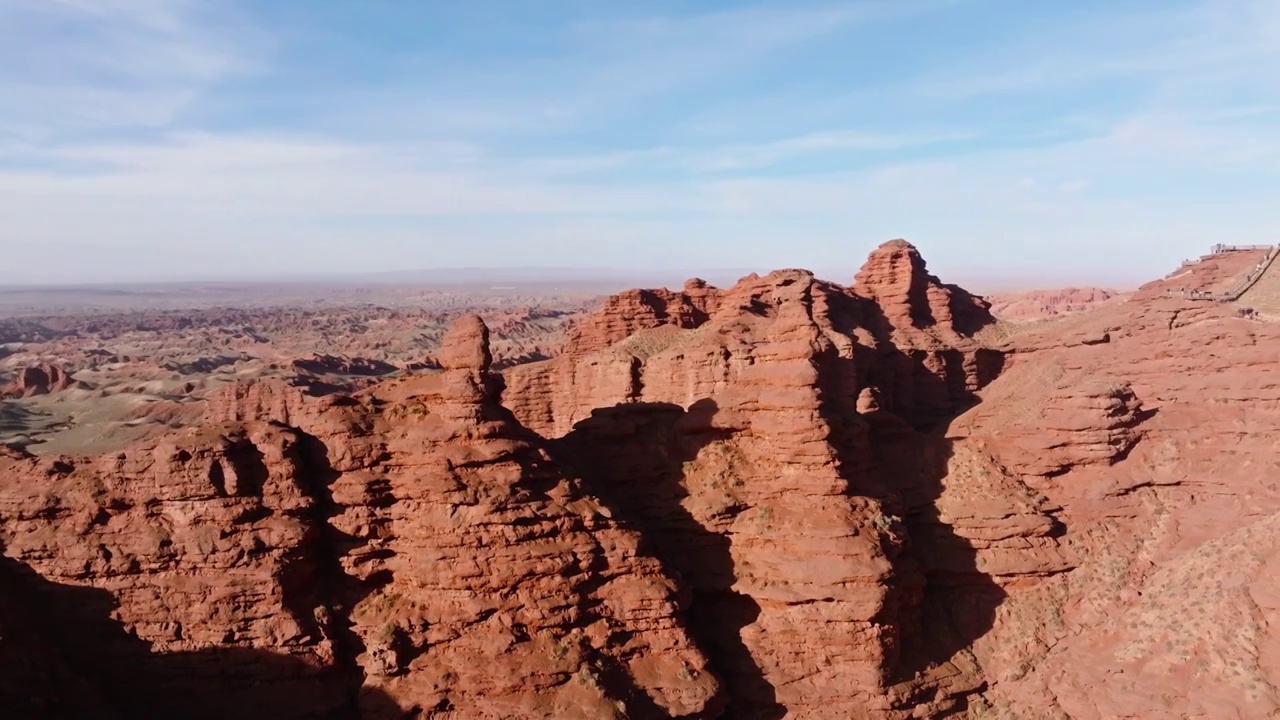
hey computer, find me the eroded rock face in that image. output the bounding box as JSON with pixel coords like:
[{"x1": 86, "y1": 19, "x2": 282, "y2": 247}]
[
  {"x1": 851, "y1": 238, "x2": 995, "y2": 342},
  {"x1": 1, "y1": 316, "x2": 721, "y2": 719},
  {"x1": 953, "y1": 293, "x2": 1280, "y2": 719},
  {"x1": 0, "y1": 425, "x2": 359, "y2": 719},
  {"x1": 561, "y1": 287, "x2": 720, "y2": 357},
  {"x1": 504, "y1": 248, "x2": 1022, "y2": 717},
  {"x1": 313, "y1": 316, "x2": 723, "y2": 718},
  {"x1": 292, "y1": 354, "x2": 399, "y2": 377},
  {"x1": 1, "y1": 363, "x2": 77, "y2": 398},
  {"x1": 986, "y1": 288, "x2": 1128, "y2": 322},
  {"x1": 504, "y1": 246, "x2": 1001, "y2": 439},
  {"x1": 951, "y1": 379, "x2": 1147, "y2": 478},
  {"x1": 4, "y1": 239, "x2": 1278, "y2": 719}
]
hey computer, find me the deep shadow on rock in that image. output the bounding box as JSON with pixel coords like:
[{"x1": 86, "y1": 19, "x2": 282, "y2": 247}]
[
  {"x1": 541, "y1": 278, "x2": 1011, "y2": 717},
  {"x1": 554, "y1": 393, "x2": 1010, "y2": 717},
  {"x1": 877, "y1": 421, "x2": 1008, "y2": 688},
  {"x1": 0, "y1": 554, "x2": 409, "y2": 720},
  {"x1": 845, "y1": 291, "x2": 1008, "y2": 702},
  {"x1": 555, "y1": 400, "x2": 784, "y2": 720}
]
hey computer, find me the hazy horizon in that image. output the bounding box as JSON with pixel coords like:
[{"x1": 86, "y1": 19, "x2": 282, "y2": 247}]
[
  {"x1": 0, "y1": 259, "x2": 1147, "y2": 296},
  {"x1": 3, "y1": 1, "x2": 1277, "y2": 285}
]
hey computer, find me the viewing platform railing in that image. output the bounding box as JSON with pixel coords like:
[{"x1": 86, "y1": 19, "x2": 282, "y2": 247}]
[
  {"x1": 1210, "y1": 243, "x2": 1275, "y2": 254},
  {"x1": 1168, "y1": 245, "x2": 1280, "y2": 302}
]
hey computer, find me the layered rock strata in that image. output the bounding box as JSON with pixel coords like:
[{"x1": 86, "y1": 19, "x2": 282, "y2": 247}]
[
  {"x1": 5, "y1": 239, "x2": 1276, "y2": 718},
  {"x1": 506, "y1": 242, "x2": 1052, "y2": 717},
  {"x1": 1, "y1": 363, "x2": 77, "y2": 398},
  {"x1": 1, "y1": 316, "x2": 722, "y2": 719}
]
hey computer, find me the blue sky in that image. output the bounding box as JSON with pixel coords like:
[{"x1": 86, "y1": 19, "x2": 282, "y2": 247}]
[{"x1": 1, "y1": 0, "x2": 1278, "y2": 287}]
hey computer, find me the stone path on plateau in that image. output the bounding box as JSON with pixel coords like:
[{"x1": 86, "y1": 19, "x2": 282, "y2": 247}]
[{"x1": 1235, "y1": 245, "x2": 1280, "y2": 315}]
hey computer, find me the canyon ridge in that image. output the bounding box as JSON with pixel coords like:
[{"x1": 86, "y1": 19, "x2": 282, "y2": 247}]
[{"x1": 3, "y1": 239, "x2": 1279, "y2": 719}]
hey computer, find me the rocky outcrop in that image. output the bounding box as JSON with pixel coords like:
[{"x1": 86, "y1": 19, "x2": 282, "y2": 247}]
[
  {"x1": 1, "y1": 363, "x2": 78, "y2": 398},
  {"x1": 951, "y1": 378, "x2": 1147, "y2": 478},
  {"x1": 202, "y1": 377, "x2": 313, "y2": 425},
  {"x1": 1, "y1": 315, "x2": 722, "y2": 719},
  {"x1": 0, "y1": 424, "x2": 359, "y2": 718},
  {"x1": 942, "y1": 273, "x2": 1280, "y2": 717},
  {"x1": 502, "y1": 245, "x2": 1029, "y2": 717},
  {"x1": 561, "y1": 283, "x2": 720, "y2": 357},
  {"x1": 851, "y1": 239, "x2": 994, "y2": 342},
  {"x1": 552, "y1": 329, "x2": 916, "y2": 715},
  {"x1": 7, "y1": 240, "x2": 1278, "y2": 719},
  {"x1": 505, "y1": 244, "x2": 1001, "y2": 439},
  {"x1": 317, "y1": 315, "x2": 723, "y2": 717},
  {"x1": 499, "y1": 282, "x2": 724, "y2": 437},
  {"x1": 985, "y1": 288, "x2": 1127, "y2": 322},
  {"x1": 292, "y1": 354, "x2": 399, "y2": 377}
]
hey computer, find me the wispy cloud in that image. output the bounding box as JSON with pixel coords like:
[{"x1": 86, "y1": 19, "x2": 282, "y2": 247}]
[
  {"x1": 692, "y1": 129, "x2": 974, "y2": 171},
  {"x1": 909, "y1": 0, "x2": 1279, "y2": 101},
  {"x1": 503, "y1": 127, "x2": 971, "y2": 178},
  {"x1": 1, "y1": 0, "x2": 1279, "y2": 286},
  {"x1": 0, "y1": 0, "x2": 254, "y2": 135},
  {"x1": 314, "y1": 1, "x2": 951, "y2": 140},
  {"x1": 0, "y1": 133, "x2": 700, "y2": 217}
]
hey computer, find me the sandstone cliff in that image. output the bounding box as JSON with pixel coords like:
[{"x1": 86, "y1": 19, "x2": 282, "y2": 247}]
[
  {"x1": 503, "y1": 242, "x2": 1055, "y2": 717},
  {"x1": 951, "y1": 291, "x2": 1280, "y2": 718},
  {"x1": 1, "y1": 316, "x2": 721, "y2": 719},
  {"x1": 4, "y1": 239, "x2": 1278, "y2": 718}
]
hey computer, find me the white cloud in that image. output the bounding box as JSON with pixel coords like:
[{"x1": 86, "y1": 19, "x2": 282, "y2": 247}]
[
  {"x1": 500, "y1": 127, "x2": 971, "y2": 177},
  {"x1": 44, "y1": 0, "x2": 198, "y2": 33},
  {"x1": 318, "y1": 1, "x2": 957, "y2": 140},
  {"x1": 0, "y1": 0, "x2": 253, "y2": 133},
  {"x1": 3, "y1": 100, "x2": 1278, "y2": 286},
  {"x1": 908, "y1": 1, "x2": 1277, "y2": 101},
  {"x1": 1, "y1": 0, "x2": 1279, "y2": 287},
  {"x1": 691, "y1": 129, "x2": 973, "y2": 172},
  {"x1": 0, "y1": 133, "x2": 703, "y2": 220}
]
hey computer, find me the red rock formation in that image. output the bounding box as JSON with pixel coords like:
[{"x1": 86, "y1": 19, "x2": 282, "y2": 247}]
[
  {"x1": 951, "y1": 379, "x2": 1147, "y2": 477},
  {"x1": 985, "y1": 287, "x2": 1128, "y2": 322},
  {"x1": 941, "y1": 278, "x2": 1280, "y2": 718},
  {"x1": 501, "y1": 283, "x2": 722, "y2": 437},
  {"x1": 506, "y1": 242, "x2": 999, "y2": 437},
  {"x1": 322, "y1": 316, "x2": 721, "y2": 717},
  {"x1": 292, "y1": 354, "x2": 398, "y2": 377},
  {"x1": 504, "y1": 245, "x2": 1019, "y2": 717},
  {"x1": 1, "y1": 363, "x2": 77, "y2": 398},
  {"x1": 1, "y1": 315, "x2": 722, "y2": 719},
  {"x1": 0, "y1": 425, "x2": 358, "y2": 718},
  {"x1": 851, "y1": 238, "x2": 994, "y2": 342},
  {"x1": 560, "y1": 285, "x2": 720, "y2": 356},
  {"x1": 202, "y1": 378, "x2": 313, "y2": 425},
  {"x1": 5, "y1": 240, "x2": 1278, "y2": 719}
]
